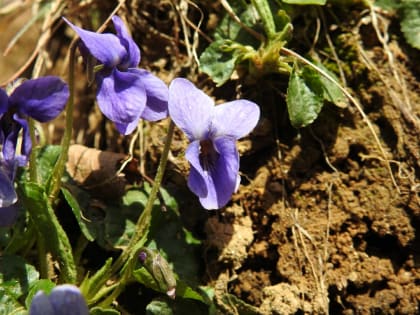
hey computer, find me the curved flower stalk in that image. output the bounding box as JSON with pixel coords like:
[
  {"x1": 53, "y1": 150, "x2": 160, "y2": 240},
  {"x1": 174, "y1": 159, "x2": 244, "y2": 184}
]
[
  {"x1": 0, "y1": 77, "x2": 69, "y2": 226},
  {"x1": 168, "y1": 78, "x2": 260, "y2": 209},
  {"x1": 29, "y1": 284, "x2": 89, "y2": 315},
  {"x1": 63, "y1": 15, "x2": 168, "y2": 135}
]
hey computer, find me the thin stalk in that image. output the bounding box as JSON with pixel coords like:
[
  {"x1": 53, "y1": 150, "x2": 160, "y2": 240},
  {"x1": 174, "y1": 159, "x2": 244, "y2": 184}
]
[
  {"x1": 48, "y1": 39, "x2": 78, "y2": 202},
  {"x1": 73, "y1": 235, "x2": 89, "y2": 266},
  {"x1": 98, "y1": 277, "x2": 129, "y2": 308},
  {"x1": 28, "y1": 118, "x2": 38, "y2": 182},
  {"x1": 111, "y1": 120, "x2": 175, "y2": 274},
  {"x1": 21, "y1": 182, "x2": 77, "y2": 283},
  {"x1": 37, "y1": 236, "x2": 49, "y2": 279}
]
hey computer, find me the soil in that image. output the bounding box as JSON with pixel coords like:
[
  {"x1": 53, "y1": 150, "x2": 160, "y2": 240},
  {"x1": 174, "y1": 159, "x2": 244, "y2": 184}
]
[{"x1": 1, "y1": 1, "x2": 419, "y2": 314}]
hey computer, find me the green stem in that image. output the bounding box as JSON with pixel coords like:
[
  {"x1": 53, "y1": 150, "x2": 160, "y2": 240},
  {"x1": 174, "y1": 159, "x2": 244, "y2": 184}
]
[
  {"x1": 28, "y1": 119, "x2": 38, "y2": 182},
  {"x1": 48, "y1": 40, "x2": 78, "y2": 202},
  {"x1": 251, "y1": 0, "x2": 276, "y2": 40},
  {"x1": 98, "y1": 278, "x2": 129, "y2": 308},
  {"x1": 37, "y1": 237, "x2": 50, "y2": 279},
  {"x1": 99, "y1": 245, "x2": 139, "y2": 307},
  {"x1": 111, "y1": 120, "x2": 175, "y2": 274},
  {"x1": 21, "y1": 182, "x2": 77, "y2": 283},
  {"x1": 73, "y1": 235, "x2": 89, "y2": 266}
]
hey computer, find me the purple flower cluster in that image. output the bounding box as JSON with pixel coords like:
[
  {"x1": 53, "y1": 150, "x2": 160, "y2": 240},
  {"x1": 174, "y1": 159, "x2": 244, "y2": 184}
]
[
  {"x1": 0, "y1": 77, "x2": 69, "y2": 226},
  {"x1": 63, "y1": 16, "x2": 168, "y2": 135},
  {"x1": 64, "y1": 16, "x2": 260, "y2": 209},
  {"x1": 0, "y1": 14, "x2": 260, "y2": 229}
]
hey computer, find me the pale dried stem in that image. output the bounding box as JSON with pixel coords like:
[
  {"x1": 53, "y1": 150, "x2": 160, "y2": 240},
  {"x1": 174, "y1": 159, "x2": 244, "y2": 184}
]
[
  {"x1": 318, "y1": 8, "x2": 347, "y2": 86},
  {"x1": 220, "y1": 0, "x2": 265, "y2": 42},
  {"x1": 291, "y1": 208, "x2": 329, "y2": 314},
  {"x1": 356, "y1": 8, "x2": 420, "y2": 134}
]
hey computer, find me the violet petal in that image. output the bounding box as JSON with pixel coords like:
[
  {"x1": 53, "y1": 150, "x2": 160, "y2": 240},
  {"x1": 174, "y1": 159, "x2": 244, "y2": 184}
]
[
  {"x1": 13, "y1": 114, "x2": 31, "y2": 163},
  {"x1": 168, "y1": 78, "x2": 213, "y2": 141},
  {"x1": 129, "y1": 69, "x2": 169, "y2": 121},
  {"x1": 113, "y1": 119, "x2": 140, "y2": 135},
  {"x1": 63, "y1": 17, "x2": 126, "y2": 68},
  {"x1": 0, "y1": 163, "x2": 17, "y2": 208},
  {"x1": 185, "y1": 138, "x2": 239, "y2": 209},
  {"x1": 210, "y1": 137, "x2": 240, "y2": 208},
  {"x1": 2, "y1": 121, "x2": 20, "y2": 161},
  {"x1": 185, "y1": 140, "x2": 208, "y2": 198},
  {"x1": 95, "y1": 69, "x2": 146, "y2": 131},
  {"x1": 0, "y1": 204, "x2": 19, "y2": 227},
  {"x1": 112, "y1": 15, "x2": 140, "y2": 68},
  {"x1": 9, "y1": 76, "x2": 69, "y2": 122},
  {"x1": 49, "y1": 285, "x2": 89, "y2": 315},
  {"x1": 29, "y1": 291, "x2": 55, "y2": 315},
  {"x1": 211, "y1": 99, "x2": 260, "y2": 139},
  {"x1": 0, "y1": 88, "x2": 8, "y2": 115}
]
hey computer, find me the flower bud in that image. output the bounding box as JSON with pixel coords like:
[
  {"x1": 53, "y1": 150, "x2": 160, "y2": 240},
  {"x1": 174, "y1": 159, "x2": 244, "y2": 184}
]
[{"x1": 138, "y1": 247, "x2": 177, "y2": 299}]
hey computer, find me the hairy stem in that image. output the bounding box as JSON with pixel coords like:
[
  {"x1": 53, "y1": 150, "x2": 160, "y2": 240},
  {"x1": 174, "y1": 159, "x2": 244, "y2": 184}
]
[
  {"x1": 28, "y1": 119, "x2": 38, "y2": 182},
  {"x1": 111, "y1": 120, "x2": 175, "y2": 274},
  {"x1": 48, "y1": 39, "x2": 78, "y2": 202}
]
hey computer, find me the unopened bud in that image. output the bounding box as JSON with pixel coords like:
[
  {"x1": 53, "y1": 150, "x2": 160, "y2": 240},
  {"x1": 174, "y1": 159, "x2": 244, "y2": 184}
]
[{"x1": 138, "y1": 247, "x2": 177, "y2": 299}]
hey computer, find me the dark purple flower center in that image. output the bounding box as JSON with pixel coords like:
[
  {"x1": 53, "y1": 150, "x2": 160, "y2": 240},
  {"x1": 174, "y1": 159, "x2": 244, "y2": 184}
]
[
  {"x1": 199, "y1": 139, "x2": 219, "y2": 172},
  {"x1": 138, "y1": 251, "x2": 147, "y2": 263},
  {"x1": 0, "y1": 111, "x2": 15, "y2": 135}
]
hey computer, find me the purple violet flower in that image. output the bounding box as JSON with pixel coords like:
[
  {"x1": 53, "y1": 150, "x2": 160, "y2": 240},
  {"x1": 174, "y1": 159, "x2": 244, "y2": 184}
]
[
  {"x1": 0, "y1": 76, "x2": 68, "y2": 226},
  {"x1": 0, "y1": 77, "x2": 69, "y2": 164},
  {"x1": 168, "y1": 78, "x2": 260, "y2": 209},
  {"x1": 0, "y1": 158, "x2": 18, "y2": 226},
  {"x1": 63, "y1": 15, "x2": 168, "y2": 135},
  {"x1": 29, "y1": 284, "x2": 89, "y2": 315}
]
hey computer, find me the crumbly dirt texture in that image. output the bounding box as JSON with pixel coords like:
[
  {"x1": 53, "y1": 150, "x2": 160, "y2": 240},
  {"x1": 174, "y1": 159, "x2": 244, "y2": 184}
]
[{"x1": 1, "y1": 1, "x2": 419, "y2": 314}]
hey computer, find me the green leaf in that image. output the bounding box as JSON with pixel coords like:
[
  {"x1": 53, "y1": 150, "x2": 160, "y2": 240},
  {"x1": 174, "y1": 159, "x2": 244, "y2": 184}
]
[
  {"x1": 61, "y1": 185, "x2": 150, "y2": 250},
  {"x1": 80, "y1": 258, "x2": 113, "y2": 304},
  {"x1": 133, "y1": 267, "x2": 162, "y2": 293},
  {"x1": 176, "y1": 281, "x2": 206, "y2": 302},
  {"x1": 0, "y1": 255, "x2": 39, "y2": 299},
  {"x1": 34, "y1": 145, "x2": 61, "y2": 185},
  {"x1": 145, "y1": 297, "x2": 211, "y2": 315},
  {"x1": 25, "y1": 279, "x2": 55, "y2": 309},
  {"x1": 282, "y1": 0, "x2": 326, "y2": 4},
  {"x1": 199, "y1": 1, "x2": 262, "y2": 85},
  {"x1": 286, "y1": 65, "x2": 324, "y2": 128},
  {"x1": 19, "y1": 182, "x2": 76, "y2": 283},
  {"x1": 311, "y1": 62, "x2": 348, "y2": 108},
  {"x1": 102, "y1": 188, "x2": 149, "y2": 248},
  {"x1": 132, "y1": 194, "x2": 206, "y2": 303},
  {"x1": 146, "y1": 299, "x2": 173, "y2": 315},
  {"x1": 61, "y1": 186, "x2": 96, "y2": 241},
  {"x1": 199, "y1": 40, "x2": 239, "y2": 86},
  {"x1": 90, "y1": 306, "x2": 120, "y2": 315},
  {"x1": 0, "y1": 290, "x2": 26, "y2": 315},
  {"x1": 374, "y1": 0, "x2": 401, "y2": 11},
  {"x1": 183, "y1": 228, "x2": 201, "y2": 245},
  {"x1": 214, "y1": 1, "x2": 261, "y2": 43},
  {"x1": 148, "y1": 206, "x2": 201, "y2": 286},
  {"x1": 400, "y1": 0, "x2": 420, "y2": 49}
]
